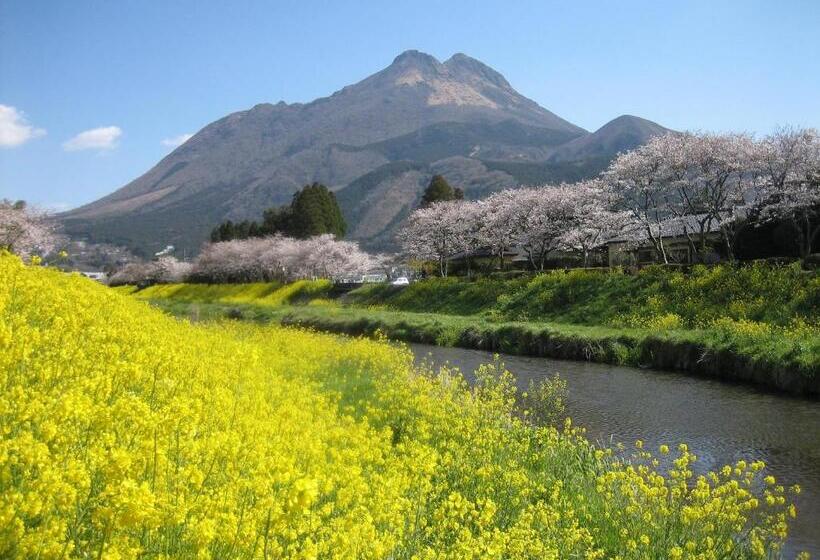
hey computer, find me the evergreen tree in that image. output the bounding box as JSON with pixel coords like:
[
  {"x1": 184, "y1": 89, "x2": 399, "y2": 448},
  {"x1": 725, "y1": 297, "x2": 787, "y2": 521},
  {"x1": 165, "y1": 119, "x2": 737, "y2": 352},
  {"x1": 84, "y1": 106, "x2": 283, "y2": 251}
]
[
  {"x1": 288, "y1": 183, "x2": 346, "y2": 238},
  {"x1": 210, "y1": 220, "x2": 237, "y2": 242},
  {"x1": 248, "y1": 221, "x2": 261, "y2": 238},
  {"x1": 209, "y1": 183, "x2": 347, "y2": 243},
  {"x1": 235, "y1": 220, "x2": 252, "y2": 240},
  {"x1": 420, "y1": 175, "x2": 460, "y2": 207},
  {"x1": 261, "y1": 206, "x2": 293, "y2": 236}
]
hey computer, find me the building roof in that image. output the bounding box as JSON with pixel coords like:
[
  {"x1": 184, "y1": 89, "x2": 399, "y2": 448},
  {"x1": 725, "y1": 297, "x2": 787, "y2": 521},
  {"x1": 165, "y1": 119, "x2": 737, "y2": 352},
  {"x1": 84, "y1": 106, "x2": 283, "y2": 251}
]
[{"x1": 605, "y1": 208, "x2": 749, "y2": 244}]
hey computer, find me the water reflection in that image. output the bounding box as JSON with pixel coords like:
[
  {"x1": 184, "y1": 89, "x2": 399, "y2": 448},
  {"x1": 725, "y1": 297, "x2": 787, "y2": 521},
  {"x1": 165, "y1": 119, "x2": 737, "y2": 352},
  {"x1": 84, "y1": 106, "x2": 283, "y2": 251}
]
[{"x1": 409, "y1": 343, "x2": 820, "y2": 557}]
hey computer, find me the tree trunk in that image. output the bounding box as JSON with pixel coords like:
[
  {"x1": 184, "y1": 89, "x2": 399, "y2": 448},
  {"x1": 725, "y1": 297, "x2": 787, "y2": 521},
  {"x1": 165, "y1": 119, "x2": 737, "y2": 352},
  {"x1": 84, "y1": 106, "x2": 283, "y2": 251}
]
[
  {"x1": 721, "y1": 226, "x2": 735, "y2": 263},
  {"x1": 808, "y1": 220, "x2": 820, "y2": 259},
  {"x1": 682, "y1": 225, "x2": 698, "y2": 264},
  {"x1": 698, "y1": 216, "x2": 714, "y2": 261},
  {"x1": 527, "y1": 249, "x2": 536, "y2": 272},
  {"x1": 646, "y1": 225, "x2": 668, "y2": 264},
  {"x1": 799, "y1": 212, "x2": 818, "y2": 259}
]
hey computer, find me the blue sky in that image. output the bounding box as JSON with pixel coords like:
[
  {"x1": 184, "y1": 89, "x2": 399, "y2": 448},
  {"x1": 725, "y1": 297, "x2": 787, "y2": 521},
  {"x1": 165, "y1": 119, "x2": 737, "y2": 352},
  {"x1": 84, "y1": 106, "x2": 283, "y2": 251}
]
[{"x1": 1, "y1": 0, "x2": 818, "y2": 209}]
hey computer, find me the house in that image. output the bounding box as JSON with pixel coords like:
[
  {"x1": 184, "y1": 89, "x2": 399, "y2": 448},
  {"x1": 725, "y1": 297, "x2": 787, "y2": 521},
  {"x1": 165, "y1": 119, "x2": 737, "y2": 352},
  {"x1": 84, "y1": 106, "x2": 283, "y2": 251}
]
[
  {"x1": 154, "y1": 245, "x2": 175, "y2": 258},
  {"x1": 79, "y1": 271, "x2": 108, "y2": 282},
  {"x1": 446, "y1": 246, "x2": 585, "y2": 270},
  {"x1": 605, "y1": 214, "x2": 729, "y2": 266},
  {"x1": 336, "y1": 271, "x2": 389, "y2": 284},
  {"x1": 360, "y1": 272, "x2": 388, "y2": 283}
]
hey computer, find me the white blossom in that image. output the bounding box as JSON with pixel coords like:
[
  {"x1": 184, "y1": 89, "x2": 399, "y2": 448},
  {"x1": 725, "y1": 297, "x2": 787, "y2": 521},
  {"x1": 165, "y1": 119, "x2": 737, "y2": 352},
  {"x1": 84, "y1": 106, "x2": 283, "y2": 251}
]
[
  {"x1": 511, "y1": 185, "x2": 579, "y2": 271},
  {"x1": 755, "y1": 127, "x2": 820, "y2": 258},
  {"x1": 188, "y1": 235, "x2": 380, "y2": 284},
  {"x1": 108, "y1": 257, "x2": 192, "y2": 286},
  {"x1": 560, "y1": 180, "x2": 631, "y2": 267},
  {"x1": 0, "y1": 200, "x2": 61, "y2": 258},
  {"x1": 397, "y1": 201, "x2": 466, "y2": 276}
]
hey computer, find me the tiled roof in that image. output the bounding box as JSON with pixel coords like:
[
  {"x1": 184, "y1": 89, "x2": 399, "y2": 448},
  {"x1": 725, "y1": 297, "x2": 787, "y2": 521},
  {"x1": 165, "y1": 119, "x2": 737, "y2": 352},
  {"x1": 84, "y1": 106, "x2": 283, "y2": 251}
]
[{"x1": 605, "y1": 208, "x2": 749, "y2": 244}]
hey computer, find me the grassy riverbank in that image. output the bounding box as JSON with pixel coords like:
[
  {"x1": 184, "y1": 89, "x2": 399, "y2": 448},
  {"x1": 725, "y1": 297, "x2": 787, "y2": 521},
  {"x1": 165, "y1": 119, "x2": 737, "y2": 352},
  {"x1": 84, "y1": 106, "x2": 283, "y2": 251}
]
[{"x1": 124, "y1": 263, "x2": 819, "y2": 395}]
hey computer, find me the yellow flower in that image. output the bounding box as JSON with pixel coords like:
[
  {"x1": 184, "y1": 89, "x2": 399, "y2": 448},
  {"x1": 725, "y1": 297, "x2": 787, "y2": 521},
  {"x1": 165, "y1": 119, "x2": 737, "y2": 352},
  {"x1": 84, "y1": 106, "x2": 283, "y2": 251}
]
[
  {"x1": 0, "y1": 254, "x2": 798, "y2": 560},
  {"x1": 639, "y1": 534, "x2": 650, "y2": 546}
]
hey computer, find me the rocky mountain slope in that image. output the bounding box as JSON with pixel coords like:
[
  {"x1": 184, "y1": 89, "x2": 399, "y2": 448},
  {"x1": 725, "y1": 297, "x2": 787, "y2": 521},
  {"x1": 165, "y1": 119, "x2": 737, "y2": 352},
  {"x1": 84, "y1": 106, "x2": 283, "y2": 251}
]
[{"x1": 61, "y1": 50, "x2": 669, "y2": 254}]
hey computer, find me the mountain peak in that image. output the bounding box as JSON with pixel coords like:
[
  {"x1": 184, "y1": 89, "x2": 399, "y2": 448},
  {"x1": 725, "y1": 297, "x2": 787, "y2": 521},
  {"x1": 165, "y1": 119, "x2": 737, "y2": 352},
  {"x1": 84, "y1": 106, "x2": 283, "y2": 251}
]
[
  {"x1": 391, "y1": 50, "x2": 441, "y2": 68},
  {"x1": 444, "y1": 53, "x2": 511, "y2": 89},
  {"x1": 595, "y1": 114, "x2": 670, "y2": 136},
  {"x1": 548, "y1": 115, "x2": 670, "y2": 162}
]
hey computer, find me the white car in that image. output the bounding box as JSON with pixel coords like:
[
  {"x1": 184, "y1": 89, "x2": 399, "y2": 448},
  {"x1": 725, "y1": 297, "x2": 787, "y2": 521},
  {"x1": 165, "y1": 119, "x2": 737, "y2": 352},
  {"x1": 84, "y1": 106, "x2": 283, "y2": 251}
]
[{"x1": 391, "y1": 276, "x2": 410, "y2": 286}]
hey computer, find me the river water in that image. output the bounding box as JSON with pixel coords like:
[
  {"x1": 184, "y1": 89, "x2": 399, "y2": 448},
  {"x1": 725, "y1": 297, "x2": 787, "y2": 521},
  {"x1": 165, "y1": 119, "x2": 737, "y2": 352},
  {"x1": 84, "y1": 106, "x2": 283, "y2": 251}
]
[{"x1": 408, "y1": 343, "x2": 820, "y2": 557}]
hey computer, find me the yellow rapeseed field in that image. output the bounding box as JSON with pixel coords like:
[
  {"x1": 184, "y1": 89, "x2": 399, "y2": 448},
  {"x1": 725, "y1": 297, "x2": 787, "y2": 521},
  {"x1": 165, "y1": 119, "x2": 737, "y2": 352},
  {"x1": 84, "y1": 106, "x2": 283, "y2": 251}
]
[{"x1": 0, "y1": 255, "x2": 803, "y2": 559}]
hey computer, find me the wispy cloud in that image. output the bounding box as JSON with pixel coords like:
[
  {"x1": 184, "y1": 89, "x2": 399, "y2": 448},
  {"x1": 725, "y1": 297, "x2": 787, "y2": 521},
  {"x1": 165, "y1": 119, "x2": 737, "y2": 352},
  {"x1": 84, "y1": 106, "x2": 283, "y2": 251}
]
[
  {"x1": 161, "y1": 133, "x2": 194, "y2": 148},
  {"x1": 63, "y1": 126, "x2": 122, "y2": 152},
  {"x1": 0, "y1": 104, "x2": 46, "y2": 148}
]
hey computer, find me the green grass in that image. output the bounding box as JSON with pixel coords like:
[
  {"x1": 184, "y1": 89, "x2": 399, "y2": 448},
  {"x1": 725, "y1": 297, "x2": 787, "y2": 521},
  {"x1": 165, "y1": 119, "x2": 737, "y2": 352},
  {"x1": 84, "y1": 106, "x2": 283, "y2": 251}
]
[
  {"x1": 346, "y1": 275, "x2": 530, "y2": 316},
  {"x1": 345, "y1": 263, "x2": 819, "y2": 328}
]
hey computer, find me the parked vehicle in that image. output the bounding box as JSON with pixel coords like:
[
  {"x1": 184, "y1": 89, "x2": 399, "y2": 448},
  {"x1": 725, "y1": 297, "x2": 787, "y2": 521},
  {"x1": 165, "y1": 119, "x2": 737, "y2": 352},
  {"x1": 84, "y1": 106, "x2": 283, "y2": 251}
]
[{"x1": 391, "y1": 276, "x2": 410, "y2": 286}]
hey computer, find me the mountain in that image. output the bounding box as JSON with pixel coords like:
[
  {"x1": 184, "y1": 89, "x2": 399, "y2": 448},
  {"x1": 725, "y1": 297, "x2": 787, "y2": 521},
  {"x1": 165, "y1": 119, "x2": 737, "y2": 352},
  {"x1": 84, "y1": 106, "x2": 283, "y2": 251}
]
[
  {"x1": 547, "y1": 115, "x2": 671, "y2": 162},
  {"x1": 60, "y1": 51, "x2": 669, "y2": 255}
]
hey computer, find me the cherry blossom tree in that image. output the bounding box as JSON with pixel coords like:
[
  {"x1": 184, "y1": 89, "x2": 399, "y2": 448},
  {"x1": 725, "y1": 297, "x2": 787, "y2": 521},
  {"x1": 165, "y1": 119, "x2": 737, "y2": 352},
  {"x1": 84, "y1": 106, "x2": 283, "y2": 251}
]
[
  {"x1": 191, "y1": 238, "x2": 269, "y2": 283},
  {"x1": 475, "y1": 192, "x2": 520, "y2": 270},
  {"x1": 0, "y1": 200, "x2": 61, "y2": 258},
  {"x1": 397, "y1": 201, "x2": 465, "y2": 276},
  {"x1": 108, "y1": 257, "x2": 192, "y2": 286},
  {"x1": 561, "y1": 180, "x2": 631, "y2": 267},
  {"x1": 517, "y1": 185, "x2": 584, "y2": 270},
  {"x1": 755, "y1": 126, "x2": 820, "y2": 258},
  {"x1": 450, "y1": 201, "x2": 483, "y2": 277},
  {"x1": 297, "y1": 234, "x2": 385, "y2": 279},
  {"x1": 608, "y1": 132, "x2": 760, "y2": 262},
  {"x1": 190, "y1": 235, "x2": 380, "y2": 283},
  {"x1": 670, "y1": 132, "x2": 758, "y2": 261},
  {"x1": 605, "y1": 140, "x2": 674, "y2": 263}
]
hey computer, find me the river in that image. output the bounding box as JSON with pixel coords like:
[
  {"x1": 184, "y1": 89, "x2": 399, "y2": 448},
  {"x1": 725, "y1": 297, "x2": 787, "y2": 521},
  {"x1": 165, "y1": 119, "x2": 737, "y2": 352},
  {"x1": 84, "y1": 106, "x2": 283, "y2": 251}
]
[{"x1": 408, "y1": 343, "x2": 820, "y2": 557}]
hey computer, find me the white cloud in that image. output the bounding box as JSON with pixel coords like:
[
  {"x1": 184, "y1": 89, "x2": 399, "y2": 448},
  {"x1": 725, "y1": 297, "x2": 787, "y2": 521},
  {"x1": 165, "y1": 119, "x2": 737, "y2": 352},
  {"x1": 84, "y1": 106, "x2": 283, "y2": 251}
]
[
  {"x1": 0, "y1": 104, "x2": 46, "y2": 148},
  {"x1": 161, "y1": 133, "x2": 193, "y2": 148},
  {"x1": 63, "y1": 126, "x2": 122, "y2": 152}
]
